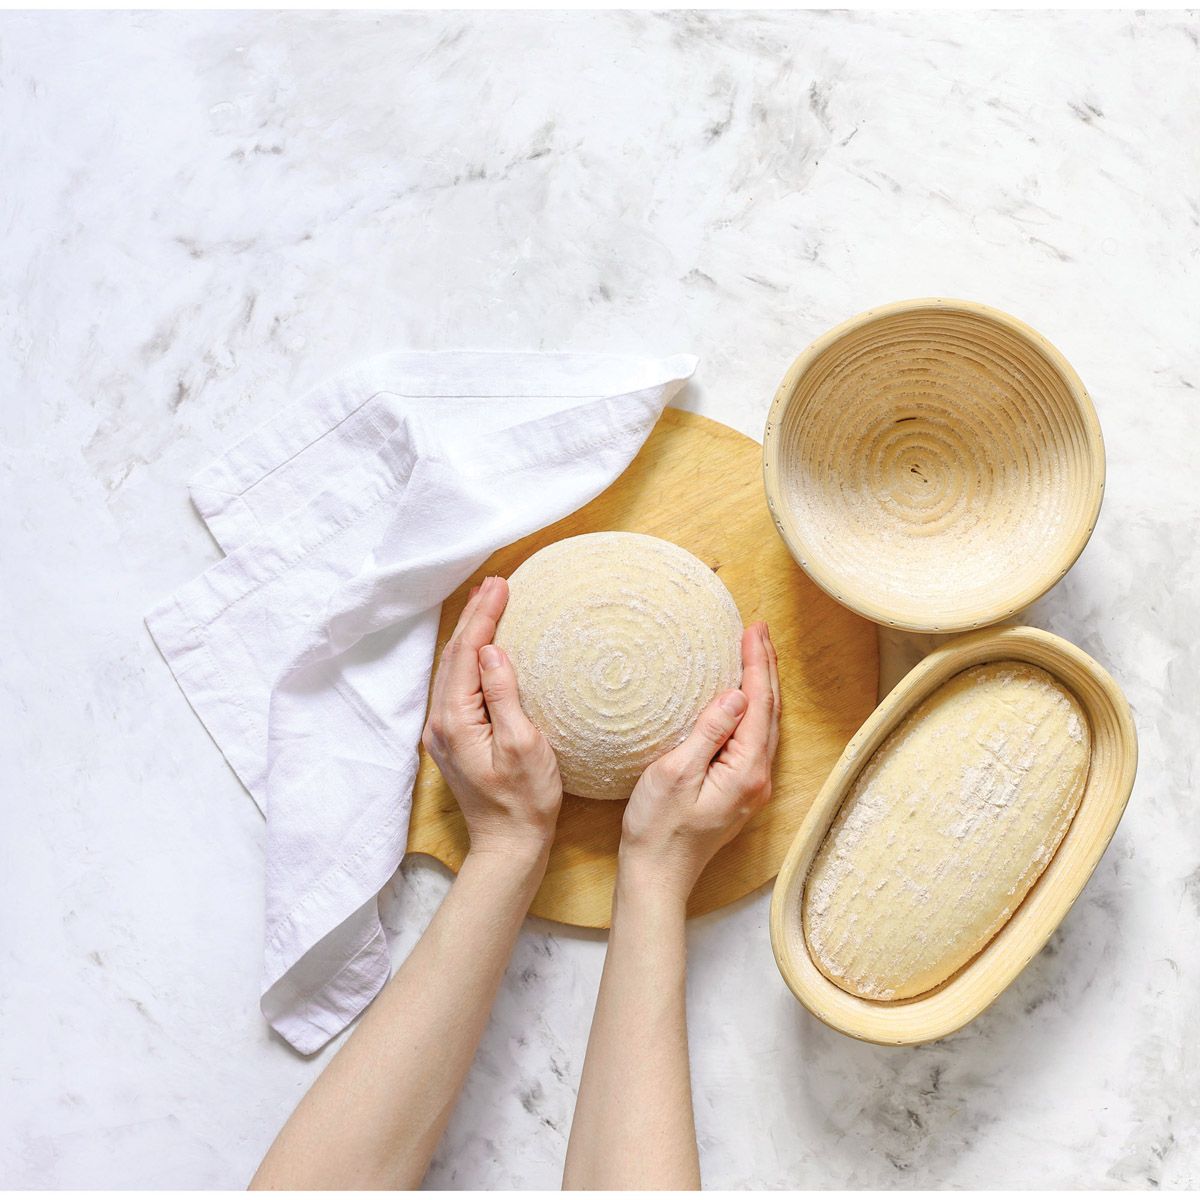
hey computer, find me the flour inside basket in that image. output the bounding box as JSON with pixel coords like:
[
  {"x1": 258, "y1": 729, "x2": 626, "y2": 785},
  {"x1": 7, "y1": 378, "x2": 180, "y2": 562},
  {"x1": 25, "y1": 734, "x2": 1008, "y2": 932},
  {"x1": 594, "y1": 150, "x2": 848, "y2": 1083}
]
[{"x1": 802, "y1": 661, "x2": 1090, "y2": 1001}]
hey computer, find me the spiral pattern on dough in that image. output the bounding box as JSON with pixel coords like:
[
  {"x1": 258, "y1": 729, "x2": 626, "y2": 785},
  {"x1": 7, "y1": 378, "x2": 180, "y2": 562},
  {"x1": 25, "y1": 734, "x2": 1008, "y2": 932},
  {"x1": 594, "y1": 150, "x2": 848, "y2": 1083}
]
[
  {"x1": 494, "y1": 532, "x2": 743, "y2": 800},
  {"x1": 768, "y1": 304, "x2": 1103, "y2": 631}
]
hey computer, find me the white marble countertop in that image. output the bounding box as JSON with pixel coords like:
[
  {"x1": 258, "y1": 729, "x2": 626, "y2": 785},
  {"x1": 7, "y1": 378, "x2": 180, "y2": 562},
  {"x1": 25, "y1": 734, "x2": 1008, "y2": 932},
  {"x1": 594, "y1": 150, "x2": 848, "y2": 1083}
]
[{"x1": 3, "y1": 9, "x2": 1198, "y2": 1189}]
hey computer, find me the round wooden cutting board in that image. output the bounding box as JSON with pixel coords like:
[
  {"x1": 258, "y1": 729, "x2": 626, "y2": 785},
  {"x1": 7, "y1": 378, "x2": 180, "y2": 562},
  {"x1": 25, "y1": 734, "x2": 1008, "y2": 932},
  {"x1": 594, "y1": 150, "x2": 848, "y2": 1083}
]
[{"x1": 407, "y1": 406, "x2": 879, "y2": 927}]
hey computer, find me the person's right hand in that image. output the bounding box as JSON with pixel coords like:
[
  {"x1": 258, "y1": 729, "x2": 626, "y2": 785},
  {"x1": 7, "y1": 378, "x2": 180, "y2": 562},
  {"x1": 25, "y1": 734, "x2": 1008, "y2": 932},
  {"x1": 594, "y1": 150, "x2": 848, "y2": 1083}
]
[{"x1": 618, "y1": 622, "x2": 781, "y2": 898}]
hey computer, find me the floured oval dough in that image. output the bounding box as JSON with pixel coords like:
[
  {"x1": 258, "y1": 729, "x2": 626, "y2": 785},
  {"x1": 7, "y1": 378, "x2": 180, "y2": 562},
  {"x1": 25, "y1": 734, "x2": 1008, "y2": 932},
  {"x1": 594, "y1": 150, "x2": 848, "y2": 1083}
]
[
  {"x1": 803, "y1": 661, "x2": 1090, "y2": 1001},
  {"x1": 494, "y1": 532, "x2": 743, "y2": 800}
]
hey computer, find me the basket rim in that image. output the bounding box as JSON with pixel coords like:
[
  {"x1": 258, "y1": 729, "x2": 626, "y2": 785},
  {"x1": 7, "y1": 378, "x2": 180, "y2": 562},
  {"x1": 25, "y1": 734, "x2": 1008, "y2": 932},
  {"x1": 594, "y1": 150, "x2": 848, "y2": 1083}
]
[
  {"x1": 761, "y1": 297, "x2": 1107, "y2": 633},
  {"x1": 768, "y1": 623, "x2": 1138, "y2": 1045}
]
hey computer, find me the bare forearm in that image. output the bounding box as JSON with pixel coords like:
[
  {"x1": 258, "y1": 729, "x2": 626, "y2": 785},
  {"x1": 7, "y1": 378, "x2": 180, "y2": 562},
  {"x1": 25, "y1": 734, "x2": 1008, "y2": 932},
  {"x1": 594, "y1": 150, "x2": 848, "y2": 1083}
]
[
  {"x1": 251, "y1": 844, "x2": 547, "y2": 1190},
  {"x1": 563, "y1": 865, "x2": 699, "y2": 1190},
  {"x1": 564, "y1": 623, "x2": 779, "y2": 1190}
]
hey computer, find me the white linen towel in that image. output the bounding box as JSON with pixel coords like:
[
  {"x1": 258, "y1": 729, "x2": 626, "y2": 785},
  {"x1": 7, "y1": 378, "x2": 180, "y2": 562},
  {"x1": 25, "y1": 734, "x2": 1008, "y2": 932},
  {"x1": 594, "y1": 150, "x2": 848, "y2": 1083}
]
[{"x1": 147, "y1": 351, "x2": 697, "y2": 1053}]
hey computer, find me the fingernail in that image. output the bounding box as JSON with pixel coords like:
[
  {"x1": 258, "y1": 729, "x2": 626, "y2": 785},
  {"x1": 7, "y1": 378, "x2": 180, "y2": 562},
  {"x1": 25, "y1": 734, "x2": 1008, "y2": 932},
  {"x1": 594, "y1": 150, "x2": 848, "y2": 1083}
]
[
  {"x1": 721, "y1": 690, "x2": 747, "y2": 716},
  {"x1": 480, "y1": 644, "x2": 501, "y2": 669}
]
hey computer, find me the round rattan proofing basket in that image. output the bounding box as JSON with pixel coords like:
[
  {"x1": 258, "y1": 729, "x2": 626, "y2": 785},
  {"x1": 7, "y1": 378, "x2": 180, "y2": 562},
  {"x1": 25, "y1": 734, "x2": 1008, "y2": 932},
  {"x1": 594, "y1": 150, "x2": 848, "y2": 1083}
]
[{"x1": 762, "y1": 299, "x2": 1105, "y2": 633}]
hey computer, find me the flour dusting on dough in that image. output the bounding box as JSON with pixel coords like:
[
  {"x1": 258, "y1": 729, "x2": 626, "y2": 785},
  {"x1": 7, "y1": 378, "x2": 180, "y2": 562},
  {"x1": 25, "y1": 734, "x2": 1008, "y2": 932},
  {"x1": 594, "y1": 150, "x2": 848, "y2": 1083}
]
[
  {"x1": 802, "y1": 662, "x2": 1091, "y2": 1001},
  {"x1": 495, "y1": 532, "x2": 743, "y2": 800}
]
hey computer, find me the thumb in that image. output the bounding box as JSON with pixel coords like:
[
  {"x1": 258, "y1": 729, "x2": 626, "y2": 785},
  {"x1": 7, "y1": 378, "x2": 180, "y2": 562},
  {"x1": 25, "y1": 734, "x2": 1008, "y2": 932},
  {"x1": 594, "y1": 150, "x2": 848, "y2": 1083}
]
[
  {"x1": 673, "y1": 689, "x2": 747, "y2": 776},
  {"x1": 478, "y1": 644, "x2": 535, "y2": 746}
]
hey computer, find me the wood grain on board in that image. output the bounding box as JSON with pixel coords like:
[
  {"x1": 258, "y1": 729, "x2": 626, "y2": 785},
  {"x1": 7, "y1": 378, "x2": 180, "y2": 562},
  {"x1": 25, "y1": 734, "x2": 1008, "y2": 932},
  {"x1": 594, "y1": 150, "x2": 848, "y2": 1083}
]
[{"x1": 408, "y1": 406, "x2": 879, "y2": 927}]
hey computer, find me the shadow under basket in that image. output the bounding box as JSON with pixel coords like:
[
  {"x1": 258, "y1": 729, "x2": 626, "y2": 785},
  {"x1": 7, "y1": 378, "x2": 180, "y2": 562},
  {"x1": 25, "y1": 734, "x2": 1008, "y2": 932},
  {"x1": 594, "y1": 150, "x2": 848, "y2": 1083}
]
[{"x1": 769, "y1": 625, "x2": 1137, "y2": 1045}]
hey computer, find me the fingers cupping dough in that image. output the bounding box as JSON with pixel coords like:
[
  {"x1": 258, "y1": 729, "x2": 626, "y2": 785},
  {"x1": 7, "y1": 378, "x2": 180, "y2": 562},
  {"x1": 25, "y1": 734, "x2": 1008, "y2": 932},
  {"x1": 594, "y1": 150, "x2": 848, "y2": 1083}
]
[
  {"x1": 734, "y1": 624, "x2": 776, "y2": 755},
  {"x1": 763, "y1": 626, "x2": 782, "y2": 759},
  {"x1": 673, "y1": 689, "x2": 748, "y2": 777},
  {"x1": 442, "y1": 577, "x2": 510, "y2": 705},
  {"x1": 479, "y1": 644, "x2": 535, "y2": 747},
  {"x1": 763, "y1": 626, "x2": 781, "y2": 715}
]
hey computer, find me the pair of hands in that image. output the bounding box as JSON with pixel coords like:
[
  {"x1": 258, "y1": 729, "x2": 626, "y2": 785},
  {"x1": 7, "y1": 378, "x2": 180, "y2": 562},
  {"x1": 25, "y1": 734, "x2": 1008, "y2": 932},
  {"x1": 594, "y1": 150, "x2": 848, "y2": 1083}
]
[{"x1": 422, "y1": 574, "x2": 781, "y2": 896}]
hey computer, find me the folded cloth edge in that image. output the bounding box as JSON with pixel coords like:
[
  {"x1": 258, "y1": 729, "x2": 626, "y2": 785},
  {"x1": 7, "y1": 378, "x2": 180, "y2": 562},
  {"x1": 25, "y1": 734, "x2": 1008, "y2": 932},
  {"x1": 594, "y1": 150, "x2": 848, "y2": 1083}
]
[{"x1": 144, "y1": 350, "x2": 700, "y2": 1054}]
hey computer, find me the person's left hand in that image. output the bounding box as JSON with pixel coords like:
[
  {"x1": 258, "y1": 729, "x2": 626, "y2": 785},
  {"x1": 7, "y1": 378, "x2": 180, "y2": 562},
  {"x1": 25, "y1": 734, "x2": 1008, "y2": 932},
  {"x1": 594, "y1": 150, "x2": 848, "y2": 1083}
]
[{"x1": 422, "y1": 575, "x2": 563, "y2": 860}]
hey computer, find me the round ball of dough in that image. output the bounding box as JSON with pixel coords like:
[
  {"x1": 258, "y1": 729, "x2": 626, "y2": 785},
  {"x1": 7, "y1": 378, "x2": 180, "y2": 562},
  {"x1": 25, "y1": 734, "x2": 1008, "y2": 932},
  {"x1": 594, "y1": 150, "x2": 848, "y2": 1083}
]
[{"x1": 494, "y1": 532, "x2": 743, "y2": 800}]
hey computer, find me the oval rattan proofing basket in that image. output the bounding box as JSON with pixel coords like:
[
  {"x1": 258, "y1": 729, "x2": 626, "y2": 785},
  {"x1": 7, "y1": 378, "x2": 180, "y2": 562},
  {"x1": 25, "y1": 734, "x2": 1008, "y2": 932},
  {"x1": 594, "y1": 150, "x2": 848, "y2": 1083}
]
[
  {"x1": 769, "y1": 625, "x2": 1137, "y2": 1045},
  {"x1": 762, "y1": 299, "x2": 1106, "y2": 633}
]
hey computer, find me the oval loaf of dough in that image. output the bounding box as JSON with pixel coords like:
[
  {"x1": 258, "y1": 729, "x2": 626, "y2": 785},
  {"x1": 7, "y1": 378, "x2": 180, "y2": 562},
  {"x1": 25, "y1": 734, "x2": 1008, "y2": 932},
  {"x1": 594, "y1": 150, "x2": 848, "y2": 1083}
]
[
  {"x1": 494, "y1": 532, "x2": 743, "y2": 800},
  {"x1": 802, "y1": 661, "x2": 1091, "y2": 1001}
]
